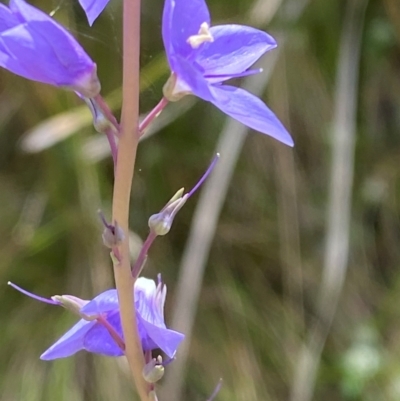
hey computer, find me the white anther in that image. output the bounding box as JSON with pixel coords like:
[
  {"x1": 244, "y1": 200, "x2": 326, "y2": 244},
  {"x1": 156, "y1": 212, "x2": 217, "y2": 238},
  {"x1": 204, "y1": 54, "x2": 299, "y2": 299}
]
[{"x1": 187, "y1": 22, "x2": 214, "y2": 49}]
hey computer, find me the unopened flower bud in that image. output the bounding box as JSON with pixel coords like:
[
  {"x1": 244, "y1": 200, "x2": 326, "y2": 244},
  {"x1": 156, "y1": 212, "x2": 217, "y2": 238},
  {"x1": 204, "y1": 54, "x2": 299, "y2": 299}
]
[
  {"x1": 102, "y1": 221, "x2": 125, "y2": 248},
  {"x1": 148, "y1": 195, "x2": 188, "y2": 236},
  {"x1": 93, "y1": 111, "x2": 113, "y2": 134},
  {"x1": 143, "y1": 356, "x2": 165, "y2": 383},
  {"x1": 84, "y1": 98, "x2": 118, "y2": 134},
  {"x1": 99, "y1": 211, "x2": 125, "y2": 248},
  {"x1": 167, "y1": 187, "x2": 185, "y2": 204},
  {"x1": 148, "y1": 213, "x2": 172, "y2": 236},
  {"x1": 51, "y1": 295, "x2": 97, "y2": 321},
  {"x1": 147, "y1": 154, "x2": 219, "y2": 237}
]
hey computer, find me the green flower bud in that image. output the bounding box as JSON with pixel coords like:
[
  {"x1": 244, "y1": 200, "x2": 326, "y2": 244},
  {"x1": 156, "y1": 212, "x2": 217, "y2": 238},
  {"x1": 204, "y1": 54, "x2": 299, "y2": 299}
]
[
  {"x1": 51, "y1": 295, "x2": 97, "y2": 321},
  {"x1": 143, "y1": 356, "x2": 165, "y2": 383}
]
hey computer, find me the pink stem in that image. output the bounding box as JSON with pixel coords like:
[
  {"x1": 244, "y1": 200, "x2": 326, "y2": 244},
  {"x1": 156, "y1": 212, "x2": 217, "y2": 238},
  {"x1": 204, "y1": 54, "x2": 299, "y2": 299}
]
[
  {"x1": 111, "y1": 0, "x2": 149, "y2": 396},
  {"x1": 97, "y1": 315, "x2": 126, "y2": 351},
  {"x1": 131, "y1": 231, "x2": 157, "y2": 278},
  {"x1": 139, "y1": 97, "x2": 169, "y2": 136}
]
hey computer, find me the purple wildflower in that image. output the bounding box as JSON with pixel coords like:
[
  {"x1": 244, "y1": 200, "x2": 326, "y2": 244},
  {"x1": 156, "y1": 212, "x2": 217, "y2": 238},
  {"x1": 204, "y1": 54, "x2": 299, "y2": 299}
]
[
  {"x1": 78, "y1": 0, "x2": 109, "y2": 26},
  {"x1": 162, "y1": 0, "x2": 293, "y2": 146},
  {"x1": 8, "y1": 276, "x2": 184, "y2": 360},
  {"x1": 0, "y1": 0, "x2": 100, "y2": 97}
]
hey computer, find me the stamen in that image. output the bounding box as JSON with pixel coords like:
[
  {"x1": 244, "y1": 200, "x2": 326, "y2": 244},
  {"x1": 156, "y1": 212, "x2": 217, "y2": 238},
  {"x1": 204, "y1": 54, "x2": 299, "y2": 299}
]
[
  {"x1": 187, "y1": 22, "x2": 214, "y2": 49},
  {"x1": 204, "y1": 68, "x2": 263, "y2": 81},
  {"x1": 187, "y1": 153, "x2": 220, "y2": 198},
  {"x1": 8, "y1": 282, "x2": 60, "y2": 305}
]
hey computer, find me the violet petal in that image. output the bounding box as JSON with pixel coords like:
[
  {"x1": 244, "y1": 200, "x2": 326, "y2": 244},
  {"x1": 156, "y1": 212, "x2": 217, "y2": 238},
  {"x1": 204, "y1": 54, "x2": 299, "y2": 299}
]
[
  {"x1": 40, "y1": 319, "x2": 96, "y2": 360},
  {"x1": 173, "y1": 55, "x2": 216, "y2": 102},
  {"x1": 0, "y1": 2, "x2": 19, "y2": 31},
  {"x1": 0, "y1": 0, "x2": 99, "y2": 96},
  {"x1": 84, "y1": 312, "x2": 124, "y2": 356},
  {"x1": 80, "y1": 289, "x2": 118, "y2": 315},
  {"x1": 139, "y1": 315, "x2": 184, "y2": 358},
  {"x1": 135, "y1": 279, "x2": 164, "y2": 327},
  {"x1": 163, "y1": 0, "x2": 210, "y2": 63},
  {"x1": 135, "y1": 278, "x2": 184, "y2": 358},
  {"x1": 195, "y1": 24, "x2": 277, "y2": 80},
  {"x1": 211, "y1": 85, "x2": 294, "y2": 146},
  {"x1": 0, "y1": 24, "x2": 87, "y2": 87},
  {"x1": 78, "y1": 0, "x2": 109, "y2": 26}
]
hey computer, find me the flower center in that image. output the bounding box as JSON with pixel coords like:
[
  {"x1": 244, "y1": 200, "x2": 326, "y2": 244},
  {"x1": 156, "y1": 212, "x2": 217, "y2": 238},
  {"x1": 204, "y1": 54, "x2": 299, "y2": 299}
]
[{"x1": 187, "y1": 22, "x2": 214, "y2": 49}]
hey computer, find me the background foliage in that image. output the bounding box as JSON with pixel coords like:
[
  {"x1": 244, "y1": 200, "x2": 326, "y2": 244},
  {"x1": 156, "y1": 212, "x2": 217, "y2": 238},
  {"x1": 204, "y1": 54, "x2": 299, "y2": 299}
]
[{"x1": 0, "y1": 0, "x2": 399, "y2": 400}]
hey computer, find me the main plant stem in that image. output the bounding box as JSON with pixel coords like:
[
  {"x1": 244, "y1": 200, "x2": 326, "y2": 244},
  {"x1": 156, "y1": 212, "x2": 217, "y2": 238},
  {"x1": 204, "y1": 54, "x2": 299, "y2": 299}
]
[{"x1": 112, "y1": 0, "x2": 149, "y2": 399}]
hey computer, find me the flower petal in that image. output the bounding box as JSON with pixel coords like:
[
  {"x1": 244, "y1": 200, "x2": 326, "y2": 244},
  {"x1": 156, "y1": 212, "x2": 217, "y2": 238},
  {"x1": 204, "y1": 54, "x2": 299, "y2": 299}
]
[
  {"x1": 0, "y1": 0, "x2": 99, "y2": 96},
  {"x1": 78, "y1": 0, "x2": 109, "y2": 26},
  {"x1": 173, "y1": 55, "x2": 216, "y2": 102},
  {"x1": 162, "y1": 0, "x2": 175, "y2": 69},
  {"x1": 80, "y1": 289, "x2": 118, "y2": 315},
  {"x1": 10, "y1": 0, "x2": 95, "y2": 76},
  {"x1": 135, "y1": 278, "x2": 164, "y2": 327},
  {"x1": 195, "y1": 24, "x2": 276, "y2": 79},
  {"x1": 0, "y1": 24, "x2": 66, "y2": 85},
  {"x1": 135, "y1": 277, "x2": 185, "y2": 357},
  {"x1": 83, "y1": 312, "x2": 124, "y2": 356},
  {"x1": 135, "y1": 277, "x2": 157, "y2": 298},
  {"x1": 163, "y1": 0, "x2": 210, "y2": 66},
  {"x1": 40, "y1": 319, "x2": 96, "y2": 360},
  {"x1": 211, "y1": 85, "x2": 293, "y2": 146},
  {"x1": 0, "y1": 2, "x2": 19, "y2": 32},
  {"x1": 139, "y1": 315, "x2": 184, "y2": 358}
]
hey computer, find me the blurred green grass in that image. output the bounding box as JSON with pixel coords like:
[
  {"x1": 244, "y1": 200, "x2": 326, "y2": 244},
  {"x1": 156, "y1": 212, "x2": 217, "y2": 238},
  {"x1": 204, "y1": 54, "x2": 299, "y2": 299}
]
[{"x1": 0, "y1": 0, "x2": 400, "y2": 400}]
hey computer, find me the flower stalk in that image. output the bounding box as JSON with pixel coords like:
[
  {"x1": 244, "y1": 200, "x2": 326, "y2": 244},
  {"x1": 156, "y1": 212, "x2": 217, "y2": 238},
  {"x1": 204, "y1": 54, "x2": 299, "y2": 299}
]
[
  {"x1": 84, "y1": 97, "x2": 119, "y2": 167},
  {"x1": 132, "y1": 231, "x2": 158, "y2": 278},
  {"x1": 111, "y1": 0, "x2": 150, "y2": 399},
  {"x1": 139, "y1": 97, "x2": 169, "y2": 136},
  {"x1": 93, "y1": 94, "x2": 120, "y2": 133}
]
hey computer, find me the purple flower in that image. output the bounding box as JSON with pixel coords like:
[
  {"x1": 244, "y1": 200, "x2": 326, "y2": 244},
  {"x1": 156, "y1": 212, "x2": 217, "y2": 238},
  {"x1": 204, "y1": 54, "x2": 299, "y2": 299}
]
[
  {"x1": 8, "y1": 276, "x2": 184, "y2": 360},
  {"x1": 0, "y1": 0, "x2": 100, "y2": 97},
  {"x1": 162, "y1": 0, "x2": 293, "y2": 146},
  {"x1": 78, "y1": 0, "x2": 109, "y2": 26}
]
